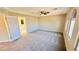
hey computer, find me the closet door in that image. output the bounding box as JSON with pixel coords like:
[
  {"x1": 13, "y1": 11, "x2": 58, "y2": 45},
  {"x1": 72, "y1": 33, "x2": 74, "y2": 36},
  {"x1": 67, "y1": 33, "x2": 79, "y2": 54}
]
[{"x1": 6, "y1": 16, "x2": 21, "y2": 40}]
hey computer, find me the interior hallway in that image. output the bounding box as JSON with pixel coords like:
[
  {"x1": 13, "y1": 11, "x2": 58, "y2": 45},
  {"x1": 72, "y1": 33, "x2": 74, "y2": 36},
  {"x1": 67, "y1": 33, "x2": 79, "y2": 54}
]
[{"x1": 0, "y1": 30, "x2": 66, "y2": 51}]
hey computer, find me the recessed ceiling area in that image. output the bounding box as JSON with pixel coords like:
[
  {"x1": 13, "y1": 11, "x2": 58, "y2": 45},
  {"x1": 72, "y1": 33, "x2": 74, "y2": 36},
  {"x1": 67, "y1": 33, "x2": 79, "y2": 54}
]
[{"x1": 0, "y1": 7, "x2": 70, "y2": 16}]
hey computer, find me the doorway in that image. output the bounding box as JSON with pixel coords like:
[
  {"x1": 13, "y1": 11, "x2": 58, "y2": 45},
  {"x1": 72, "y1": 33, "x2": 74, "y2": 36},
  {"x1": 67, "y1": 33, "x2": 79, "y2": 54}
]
[{"x1": 18, "y1": 16, "x2": 27, "y2": 35}]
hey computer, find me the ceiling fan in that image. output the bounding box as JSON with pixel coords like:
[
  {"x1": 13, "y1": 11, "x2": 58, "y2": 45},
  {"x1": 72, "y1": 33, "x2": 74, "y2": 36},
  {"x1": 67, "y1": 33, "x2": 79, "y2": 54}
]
[{"x1": 40, "y1": 11, "x2": 50, "y2": 15}]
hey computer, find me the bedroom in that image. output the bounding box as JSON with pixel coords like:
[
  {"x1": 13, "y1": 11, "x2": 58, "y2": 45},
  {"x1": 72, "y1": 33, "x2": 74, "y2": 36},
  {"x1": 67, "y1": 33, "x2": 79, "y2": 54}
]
[{"x1": 0, "y1": 7, "x2": 78, "y2": 51}]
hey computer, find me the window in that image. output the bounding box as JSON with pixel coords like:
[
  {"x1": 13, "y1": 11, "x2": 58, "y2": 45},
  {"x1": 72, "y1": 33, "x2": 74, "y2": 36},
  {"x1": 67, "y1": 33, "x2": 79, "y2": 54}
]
[{"x1": 67, "y1": 9, "x2": 77, "y2": 40}]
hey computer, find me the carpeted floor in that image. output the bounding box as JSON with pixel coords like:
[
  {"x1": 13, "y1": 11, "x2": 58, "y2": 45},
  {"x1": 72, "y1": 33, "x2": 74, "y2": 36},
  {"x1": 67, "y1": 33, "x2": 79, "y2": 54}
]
[{"x1": 0, "y1": 30, "x2": 66, "y2": 51}]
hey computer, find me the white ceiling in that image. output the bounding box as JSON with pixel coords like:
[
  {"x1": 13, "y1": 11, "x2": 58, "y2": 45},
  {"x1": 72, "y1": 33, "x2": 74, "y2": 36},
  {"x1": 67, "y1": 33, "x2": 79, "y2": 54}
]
[{"x1": 1, "y1": 7, "x2": 69, "y2": 16}]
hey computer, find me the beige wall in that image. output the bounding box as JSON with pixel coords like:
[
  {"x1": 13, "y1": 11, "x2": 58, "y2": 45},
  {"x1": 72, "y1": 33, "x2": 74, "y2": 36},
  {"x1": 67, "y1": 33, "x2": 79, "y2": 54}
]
[
  {"x1": 22, "y1": 15, "x2": 66, "y2": 33},
  {"x1": 26, "y1": 15, "x2": 39, "y2": 32},
  {"x1": 38, "y1": 15, "x2": 66, "y2": 33},
  {"x1": 0, "y1": 16, "x2": 10, "y2": 42},
  {"x1": 64, "y1": 8, "x2": 79, "y2": 51}
]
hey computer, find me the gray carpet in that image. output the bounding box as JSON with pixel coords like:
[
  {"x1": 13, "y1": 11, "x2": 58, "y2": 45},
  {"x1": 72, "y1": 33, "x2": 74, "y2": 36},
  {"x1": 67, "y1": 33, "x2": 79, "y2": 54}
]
[{"x1": 0, "y1": 30, "x2": 66, "y2": 51}]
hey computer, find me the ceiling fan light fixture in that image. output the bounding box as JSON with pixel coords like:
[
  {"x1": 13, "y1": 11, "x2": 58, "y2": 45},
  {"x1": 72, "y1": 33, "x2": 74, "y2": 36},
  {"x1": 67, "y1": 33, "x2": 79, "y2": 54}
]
[{"x1": 40, "y1": 11, "x2": 50, "y2": 15}]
